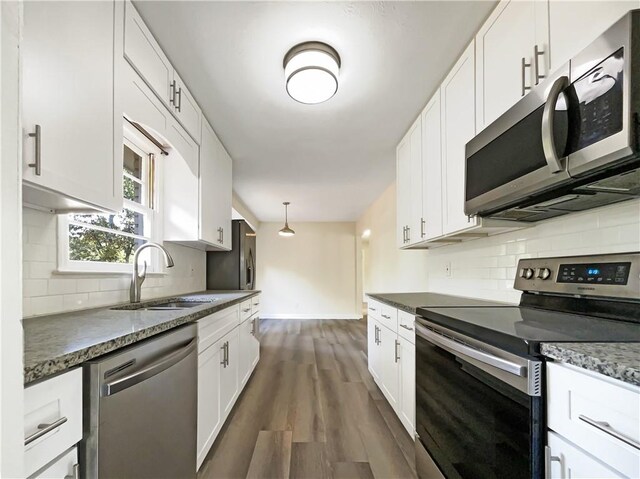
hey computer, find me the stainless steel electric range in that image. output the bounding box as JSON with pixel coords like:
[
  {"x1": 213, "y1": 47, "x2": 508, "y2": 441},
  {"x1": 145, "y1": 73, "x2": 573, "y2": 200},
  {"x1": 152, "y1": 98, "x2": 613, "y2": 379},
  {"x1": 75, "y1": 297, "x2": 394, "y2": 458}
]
[{"x1": 414, "y1": 252, "x2": 640, "y2": 479}]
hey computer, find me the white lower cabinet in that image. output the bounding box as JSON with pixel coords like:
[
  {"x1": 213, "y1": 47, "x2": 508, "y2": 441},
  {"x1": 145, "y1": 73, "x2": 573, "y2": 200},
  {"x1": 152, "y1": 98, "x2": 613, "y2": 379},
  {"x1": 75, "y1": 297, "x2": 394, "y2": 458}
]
[
  {"x1": 29, "y1": 447, "x2": 78, "y2": 479},
  {"x1": 196, "y1": 295, "x2": 261, "y2": 470},
  {"x1": 546, "y1": 362, "x2": 640, "y2": 479},
  {"x1": 547, "y1": 431, "x2": 624, "y2": 479},
  {"x1": 24, "y1": 369, "x2": 82, "y2": 478},
  {"x1": 367, "y1": 299, "x2": 416, "y2": 438}
]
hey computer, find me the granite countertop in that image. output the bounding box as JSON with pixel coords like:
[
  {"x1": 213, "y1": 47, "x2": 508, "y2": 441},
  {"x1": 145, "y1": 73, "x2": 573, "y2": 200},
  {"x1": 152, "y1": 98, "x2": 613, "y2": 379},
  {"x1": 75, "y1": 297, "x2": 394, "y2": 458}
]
[
  {"x1": 541, "y1": 342, "x2": 640, "y2": 386},
  {"x1": 23, "y1": 290, "x2": 260, "y2": 384},
  {"x1": 367, "y1": 292, "x2": 510, "y2": 314}
]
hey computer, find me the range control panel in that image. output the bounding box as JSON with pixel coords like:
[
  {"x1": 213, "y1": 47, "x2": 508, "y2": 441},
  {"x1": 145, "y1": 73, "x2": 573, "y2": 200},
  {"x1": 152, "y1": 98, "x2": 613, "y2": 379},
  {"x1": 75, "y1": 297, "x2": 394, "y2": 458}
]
[
  {"x1": 557, "y1": 262, "x2": 631, "y2": 285},
  {"x1": 514, "y1": 253, "x2": 639, "y2": 300}
]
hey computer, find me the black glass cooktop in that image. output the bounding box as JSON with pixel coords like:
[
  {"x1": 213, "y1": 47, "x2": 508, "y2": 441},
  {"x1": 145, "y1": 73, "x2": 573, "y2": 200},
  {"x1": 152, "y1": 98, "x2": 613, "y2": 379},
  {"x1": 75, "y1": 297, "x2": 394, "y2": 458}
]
[{"x1": 417, "y1": 306, "x2": 640, "y2": 356}]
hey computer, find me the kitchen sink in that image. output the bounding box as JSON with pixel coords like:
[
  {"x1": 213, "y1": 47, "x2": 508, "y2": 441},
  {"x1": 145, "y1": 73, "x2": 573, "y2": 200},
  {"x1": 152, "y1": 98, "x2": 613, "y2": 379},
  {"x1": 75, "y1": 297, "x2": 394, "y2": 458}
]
[{"x1": 111, "y1": 300, "x2": 214, "y2": 311}]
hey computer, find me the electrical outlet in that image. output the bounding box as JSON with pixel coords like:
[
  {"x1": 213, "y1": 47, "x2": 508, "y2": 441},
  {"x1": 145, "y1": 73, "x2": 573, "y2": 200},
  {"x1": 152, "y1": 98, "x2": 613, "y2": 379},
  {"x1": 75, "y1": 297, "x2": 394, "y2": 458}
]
[{"x1": 445, "y1": 261, "x2": 452, "y2": 277}]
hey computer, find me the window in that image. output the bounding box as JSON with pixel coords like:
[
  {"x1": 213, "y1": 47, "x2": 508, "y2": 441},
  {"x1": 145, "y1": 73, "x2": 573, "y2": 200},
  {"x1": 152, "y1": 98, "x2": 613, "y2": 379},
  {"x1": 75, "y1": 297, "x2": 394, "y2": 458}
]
[{"x1": 58, "y1": 126, "x2": 162, "y2": 273}]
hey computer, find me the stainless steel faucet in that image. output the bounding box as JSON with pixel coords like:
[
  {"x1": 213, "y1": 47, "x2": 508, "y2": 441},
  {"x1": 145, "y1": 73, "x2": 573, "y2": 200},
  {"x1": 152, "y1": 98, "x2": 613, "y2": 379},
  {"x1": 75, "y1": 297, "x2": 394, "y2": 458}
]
[{"x1": 130, "y1": 242, "x2": 175, "y2": 303}]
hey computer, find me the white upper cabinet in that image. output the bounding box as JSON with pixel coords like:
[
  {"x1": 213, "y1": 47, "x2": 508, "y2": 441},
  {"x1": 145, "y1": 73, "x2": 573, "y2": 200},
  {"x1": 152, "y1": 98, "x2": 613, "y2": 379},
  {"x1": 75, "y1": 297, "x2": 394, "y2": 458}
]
[
  {"x1": 396, "y1": 136, "x2": 412, "y2": 248},
  {"x1": 548, "y1": 1, "x2": 639, "y2": 71},
  {"x1": 441, "y1": 41, "x2": 478, "y2": 235},
  {"x1": 124, "y1": 0, "x2": 173, "y2": 107},
  {"x1": 22, "y1": 0, "x2": 123, "y2": 213},
  {"x1": 124, "y1": 0, "x2": 201, "y2": 143},
  {"x1": 201, "y1": 119, "x2": 233, "y2": 251},
  {"x1": 475, "y1": 0, "x2": 549, "y2": 131},
  {"x1": 421, "y1": 90, "x2": 443, "y2": 241},
  {"x1": 396, "y1": 116, "x2": 422, "y2": 247},
  {"x1": 171, "y1": 71, "x2": 202, "y2": 144}
]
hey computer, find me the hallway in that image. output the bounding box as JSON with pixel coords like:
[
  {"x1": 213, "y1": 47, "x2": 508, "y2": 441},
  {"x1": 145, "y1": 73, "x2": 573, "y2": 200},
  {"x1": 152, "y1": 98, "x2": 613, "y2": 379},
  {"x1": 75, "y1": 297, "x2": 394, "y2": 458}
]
[{"x1": 197, "y1": 318, "x2": 417, "y2": 479}]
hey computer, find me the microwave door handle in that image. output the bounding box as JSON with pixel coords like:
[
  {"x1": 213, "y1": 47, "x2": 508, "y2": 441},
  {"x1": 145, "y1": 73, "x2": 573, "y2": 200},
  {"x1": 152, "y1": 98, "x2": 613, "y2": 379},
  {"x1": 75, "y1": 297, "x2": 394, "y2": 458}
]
[{"x1": 541, "y1": 75, "x2": 569, "y2": 174}]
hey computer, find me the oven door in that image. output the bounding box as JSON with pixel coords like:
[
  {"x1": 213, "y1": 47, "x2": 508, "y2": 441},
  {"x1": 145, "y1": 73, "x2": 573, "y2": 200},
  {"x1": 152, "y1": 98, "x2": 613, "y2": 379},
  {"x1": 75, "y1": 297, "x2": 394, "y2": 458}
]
[{"x1": 415, "y1": 321, "x2": 543, "y2": 479}]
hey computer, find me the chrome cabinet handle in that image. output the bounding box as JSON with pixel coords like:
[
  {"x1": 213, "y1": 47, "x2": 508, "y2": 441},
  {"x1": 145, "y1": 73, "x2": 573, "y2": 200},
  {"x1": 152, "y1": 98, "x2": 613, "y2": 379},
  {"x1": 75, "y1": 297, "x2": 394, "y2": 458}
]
[
  {"x1": 521, "y1": 57, "x2": 532, "y2": 96},
  {"x1": 24, "y1": 416, "x2": 68, "y2": 446},
  {"x1": 534, "y1": 45, "x2": 545, "y2": 85},
  {"x1": 415, "y1": 323, "x2": 526, "y2": 377},
  {"x1": 104, "y1": 338, "x2": 197, "y2": 396},
  {"x1": 374, "y1": 325, "x2": 380, "y2": 345},
  {"x1": 381, "y1": 314, "x2": 391, "y2": 319},
  {"x1": 64, "y1": 463, "x2": 79, "y2": 479},
  {"x1": 406, "y1": 226, "x2": 410, "y2": 243},
  {"x1": 420, "y1": 218, "x2": 425, "y2": 238},
  {"x1": 250, "y1": 318, "x2": 255, "y2": 335},
  {"x1": 541, "y1": 75, "x2": 569, "y2": 174},
  {"x1": 253, "y1": 302, "x2": 259, "y2": 306},
  {"x1": 176, "y1": 87, "x2": 182, "y2": 112},
  {"x1": 169, "y1": 80, "x2": 176, "y2": 105},
  {"x1": 28, "y1": 124, "x2": 42, "y2": 176},
  {"x1": 368, "y1": 307, "x2": 376, "y2": 312},
  {"x1": 400, "y1": 323, "x2": 414, "y2": 331},
  {"x1": 544, "y1": 446, "x2": 562, "y2": 479},
  {"x1": 394, "y1": 339, "x2": 400, "y2": 363},
  {"x1": 217, "y1": 227, "x2": 223, "y2": 244},
  {"x1": 578, "y1": 414, "x2": 640, "y2": 450},
  {"x1": 221, "y1": 343, "x2": 226, "y2": 367}
]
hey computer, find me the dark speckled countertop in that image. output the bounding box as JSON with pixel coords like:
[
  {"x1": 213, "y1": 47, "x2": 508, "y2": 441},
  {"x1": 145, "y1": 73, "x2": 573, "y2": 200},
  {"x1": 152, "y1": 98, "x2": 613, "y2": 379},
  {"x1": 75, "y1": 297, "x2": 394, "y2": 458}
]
[
  {"x1": 541, "y1": 342, "x2": 640, "y2": 386},
  {"x1": 23, "y1": 290, "x2": 260, "y2": 384},
  {"x1": 367, "y1": 292, "x2": 510, "y2": 314}
]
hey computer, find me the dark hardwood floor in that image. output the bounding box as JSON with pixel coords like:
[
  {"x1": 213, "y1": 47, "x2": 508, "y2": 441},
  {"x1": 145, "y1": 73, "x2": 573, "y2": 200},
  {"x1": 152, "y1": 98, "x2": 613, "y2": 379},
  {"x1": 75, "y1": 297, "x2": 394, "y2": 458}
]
[{"x1": 197, "y1": 317, "x2": 417, "y2": 479}]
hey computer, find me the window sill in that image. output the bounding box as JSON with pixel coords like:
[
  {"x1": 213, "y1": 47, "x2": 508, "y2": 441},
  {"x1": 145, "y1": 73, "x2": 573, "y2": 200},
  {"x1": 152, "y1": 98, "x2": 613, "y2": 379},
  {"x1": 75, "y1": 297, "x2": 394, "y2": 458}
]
[{"x1": 54, "y1": 269, "x2": 168, "y2": 277}]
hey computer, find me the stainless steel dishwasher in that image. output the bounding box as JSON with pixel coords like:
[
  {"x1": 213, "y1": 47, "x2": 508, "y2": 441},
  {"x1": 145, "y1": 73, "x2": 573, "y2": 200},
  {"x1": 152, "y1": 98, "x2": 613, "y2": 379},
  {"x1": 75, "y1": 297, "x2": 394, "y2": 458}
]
[{"x1": 81, "y1": 323, "x2": 197, "y2": 478}]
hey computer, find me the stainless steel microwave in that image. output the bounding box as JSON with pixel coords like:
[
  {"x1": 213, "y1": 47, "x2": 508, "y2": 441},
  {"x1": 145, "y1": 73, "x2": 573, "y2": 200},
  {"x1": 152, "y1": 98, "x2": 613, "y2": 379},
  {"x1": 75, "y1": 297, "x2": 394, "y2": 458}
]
[{"x1": 465, "y1": 10, "x2": 640, "y2": 222}]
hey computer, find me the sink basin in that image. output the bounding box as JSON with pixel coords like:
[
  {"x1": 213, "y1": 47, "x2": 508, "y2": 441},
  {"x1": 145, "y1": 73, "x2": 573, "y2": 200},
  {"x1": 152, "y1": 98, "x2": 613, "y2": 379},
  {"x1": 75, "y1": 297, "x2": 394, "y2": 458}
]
[
  {"x1": 111, "y1": 300, "x2": 213, "y2": 311},
  {"x1": 145, "y1": 301, "x2": 210, "y2": 310}
]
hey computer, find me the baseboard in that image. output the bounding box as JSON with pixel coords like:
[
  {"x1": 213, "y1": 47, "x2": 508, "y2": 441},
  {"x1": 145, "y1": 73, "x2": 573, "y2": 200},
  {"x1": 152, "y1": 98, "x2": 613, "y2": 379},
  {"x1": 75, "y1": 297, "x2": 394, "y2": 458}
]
[{"x1": 260, "y1": 313, "x2": 362, "y2": 320}]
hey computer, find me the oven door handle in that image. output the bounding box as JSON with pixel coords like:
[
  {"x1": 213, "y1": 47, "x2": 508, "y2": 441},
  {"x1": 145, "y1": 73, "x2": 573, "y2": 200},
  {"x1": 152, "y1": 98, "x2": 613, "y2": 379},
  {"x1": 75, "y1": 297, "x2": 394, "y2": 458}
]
[{"x1": 415, "y1": 324, "x2": 526, "y2": 377}]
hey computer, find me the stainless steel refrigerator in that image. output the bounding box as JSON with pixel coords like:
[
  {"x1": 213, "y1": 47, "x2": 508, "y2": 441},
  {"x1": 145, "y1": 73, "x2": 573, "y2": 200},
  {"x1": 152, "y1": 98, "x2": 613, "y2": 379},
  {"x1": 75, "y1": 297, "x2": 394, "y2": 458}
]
[{"x1": 206, "y1": 220, "x2": 256, "y2": 290}]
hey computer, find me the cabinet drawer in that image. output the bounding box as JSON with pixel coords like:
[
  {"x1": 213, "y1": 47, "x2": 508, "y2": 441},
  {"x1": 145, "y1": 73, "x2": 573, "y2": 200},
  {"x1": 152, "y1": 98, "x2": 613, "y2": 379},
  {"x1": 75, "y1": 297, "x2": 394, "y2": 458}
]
[
  {"x1": 546, "y1": 431, "x2": 623, "y2": 479},
  {"x1": 547, "y1": 362, "x2": 640, "y2": 478},
  {"x1": 379, "y1": 303, "x2": 398, "y2": 332},
  {"x1": 198, "y1": 305, "x2": 239, "y2": 353},
  {"x1": 397, "y1": 310, "x2": 416, "y2": 344},
  {"x1": 240, "y1": 299, "x2": 253, "y2": 322},
  {"x1": 28, "y1": 446, "x2": 78, "y2": 479},
  {"x1": 24, "y1": 369, "x2": 82, "y2": 478},
  {"x1": 367, "y1": 298, "x2": 382, "y2": 320},
  {"x1": 251, "y1": 295, "x2": 261, "y2": 317}
]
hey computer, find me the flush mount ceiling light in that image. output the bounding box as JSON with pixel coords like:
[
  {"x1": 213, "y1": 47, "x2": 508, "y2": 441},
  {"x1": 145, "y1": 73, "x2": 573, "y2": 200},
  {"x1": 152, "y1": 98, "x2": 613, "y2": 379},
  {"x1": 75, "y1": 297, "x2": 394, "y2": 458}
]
[
  {"x1": 283, "y1": 41, "x2": 341, "y2": 104},
  {"x1": 278, "y1": 202, "x2": 295, "y2": 237}
]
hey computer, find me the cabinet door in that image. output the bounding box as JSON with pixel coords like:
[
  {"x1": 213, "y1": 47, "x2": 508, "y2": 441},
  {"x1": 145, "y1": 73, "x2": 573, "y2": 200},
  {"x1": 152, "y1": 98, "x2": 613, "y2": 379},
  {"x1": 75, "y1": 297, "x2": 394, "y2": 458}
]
[
  {"x1": 367, "y1": 319, "x2": 380, "y2": 382},
  {"x1": 213, "y1": 142, "x2": 233, "y2": 251},
  {"x1": 398, "y1": 337, "x2": 415, "y2": 438},
  {"x1": 249, "y1": 316, "x2": 260, "y2": 372},
  {"x1": 122, "y1": 62, "x2": 171, "y2": 139},
  {"x1": 172, "y1": 71, "x2": 202, "y2": 144},
  {"x1": 546, "y1": 431, "x2": 624, "y2": 479},
  {"x1": 22, "y1": 0, "x2": 120, "y2": 212},
  {"x1": 475, "y1": 0, "x2": 548, "y2": 130},
  {"x1": 164, "y1": 119, "x2": 200, "y2": 243},
  {"x1": 421, "y1": 90, "x2": 443, "y2": 240},
  {"x1": 238, "y1": 319, "x2": 252, "y2": 388},
  {"x1": 441, "y1": 42, "x2": 479, "y2": 235},
  {"x1": 196, "y1": 342, "x2": 222, "y2": 470},
  {"x1": 30, "y1": 447, "x2": 78, "y2": 479},
  {"x1": 408, "y1": 117, "x2": 423, "y2": 246},
  {"x1": 124, "y1": 0, "x2": 173, "y2": 106},
  {"x1": 396, "y1": 135, "x2": 411, "y2": 248},
  {"x1": 378, "y1": 322, "x2": 400, "y2": 411},
  {"x1": 200, "y1": 119, "x2": 221, "y2": 245},
  {"x1": 220, "y1": 328, "x2": 239, "y2": 420},
  {"x1": 549, "y1": 1, "x2": 639, "y2": 71}
]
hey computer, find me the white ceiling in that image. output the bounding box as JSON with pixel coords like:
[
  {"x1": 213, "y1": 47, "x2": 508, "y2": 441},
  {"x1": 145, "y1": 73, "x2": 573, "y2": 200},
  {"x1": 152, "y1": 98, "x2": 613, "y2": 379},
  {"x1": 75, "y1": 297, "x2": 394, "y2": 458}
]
[{"x1": 134, "y1": 0, "x2": 496, "y2": 222}]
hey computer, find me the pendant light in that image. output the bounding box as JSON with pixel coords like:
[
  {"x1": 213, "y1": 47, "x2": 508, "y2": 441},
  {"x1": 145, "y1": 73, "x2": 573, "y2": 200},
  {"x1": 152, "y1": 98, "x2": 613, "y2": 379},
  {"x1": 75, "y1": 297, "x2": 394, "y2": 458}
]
[
  {"x1": 283, "y1": 41, "x2": 341, "y2": 104},
  {"x1": 278, "y1": 202, "x2": 295, "y2": 237}
]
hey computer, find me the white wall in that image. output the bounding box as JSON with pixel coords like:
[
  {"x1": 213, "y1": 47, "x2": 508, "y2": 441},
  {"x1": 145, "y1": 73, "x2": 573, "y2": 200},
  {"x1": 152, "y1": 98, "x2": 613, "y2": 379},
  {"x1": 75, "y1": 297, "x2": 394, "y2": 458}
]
[
  {"x1": 22, "y1": 208, "x2": 206, "y2": 317},
  {"x1": 1, "y1": 1, "x2": 24, "y2": 475},
  {"x1": 357, "y1": 181, "x2": 640, "y2": 304},
  {"x1": 256, "y1": 222, "x2": 359, "y2": 319}
]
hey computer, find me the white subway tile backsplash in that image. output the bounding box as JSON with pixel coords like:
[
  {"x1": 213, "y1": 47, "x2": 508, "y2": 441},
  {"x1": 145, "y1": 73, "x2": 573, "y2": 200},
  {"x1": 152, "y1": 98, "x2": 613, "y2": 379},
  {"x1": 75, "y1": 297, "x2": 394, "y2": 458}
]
[{"x1": 22, "y1": 207, "x2": 206, "y2": 317}]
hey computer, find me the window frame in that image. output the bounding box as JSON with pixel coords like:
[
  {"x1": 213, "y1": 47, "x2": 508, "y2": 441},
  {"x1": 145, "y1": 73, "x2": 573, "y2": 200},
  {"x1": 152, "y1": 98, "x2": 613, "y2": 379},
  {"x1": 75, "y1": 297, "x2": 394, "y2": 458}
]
[{"x1": 57, "y1": 124, "x2": 164, "y2": 274}]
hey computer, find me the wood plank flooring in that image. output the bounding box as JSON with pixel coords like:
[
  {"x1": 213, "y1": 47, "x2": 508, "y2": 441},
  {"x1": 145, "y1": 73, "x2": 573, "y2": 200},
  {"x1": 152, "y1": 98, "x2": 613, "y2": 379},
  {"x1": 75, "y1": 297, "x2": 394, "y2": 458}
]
[{"x1": 197, "y1": 318, "x2": 416, "y2": 479}]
